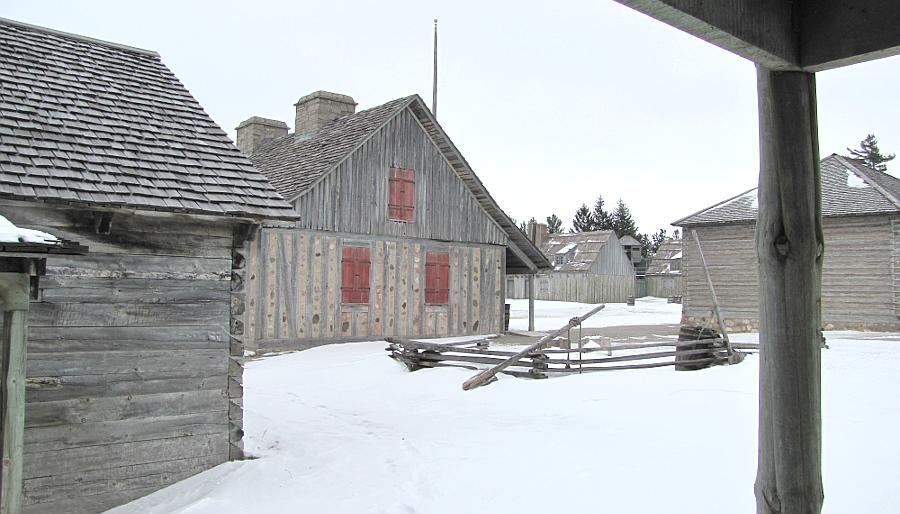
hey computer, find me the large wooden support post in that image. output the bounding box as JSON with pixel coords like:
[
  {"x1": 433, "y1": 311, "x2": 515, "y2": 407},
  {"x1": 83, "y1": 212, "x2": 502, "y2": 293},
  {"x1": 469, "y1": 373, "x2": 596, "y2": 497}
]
[
  {"x1": 0, "y1": 273, "x2": 30, "y2": 514},
  {"x1": 754, "y1": 67, "x2": 824, "y2": 514},
  {"x1": 527, "y1": 274, "x2": 535, "y2": 332}
]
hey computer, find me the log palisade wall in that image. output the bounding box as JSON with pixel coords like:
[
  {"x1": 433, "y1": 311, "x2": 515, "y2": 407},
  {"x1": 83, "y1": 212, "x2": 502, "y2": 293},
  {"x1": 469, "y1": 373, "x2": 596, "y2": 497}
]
[
  {"x1": 0, "y1": 199, "x2": 241, "y2": 513},
  {"x1": 646, "y1": 275, "x2": 683, "y2": 298},
  {"x1": 506, "y1": 272, "x2": 634, "y2": 304},
  {"x1": 245, "y1": 228, "x2": 505, "y2": 350},
  {"x1": 683, "y1": 215, "x2": 900, "y2": 331}
]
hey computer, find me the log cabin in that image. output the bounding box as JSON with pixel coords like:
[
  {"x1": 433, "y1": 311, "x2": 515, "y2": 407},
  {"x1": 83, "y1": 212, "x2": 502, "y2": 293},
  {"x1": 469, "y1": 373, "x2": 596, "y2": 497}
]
[
  {"x1": 237, "y1": 92, "x2": 550, "y2": 351},
  {"x1": 0, "y1": 18, "x2": 297, "y2": 512},
  {"x1": 507, "y1": 230, "x2": 635, "y2": 303},
  {"x1": 675, "y1": 154, "x2": 900, "y2": 332}
]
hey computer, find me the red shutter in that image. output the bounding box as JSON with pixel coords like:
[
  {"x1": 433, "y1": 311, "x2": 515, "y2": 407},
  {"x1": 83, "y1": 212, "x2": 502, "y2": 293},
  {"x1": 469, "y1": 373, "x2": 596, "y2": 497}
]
[
  {"x1": 388, "y1": 167, "x2": 415, "y2": 222},
  {"x1": 425, "y1": 251, "x2": 450, "y2": 305},
  {"x1": 341, "y1": 245, "x2": 371, "y2": 304}
]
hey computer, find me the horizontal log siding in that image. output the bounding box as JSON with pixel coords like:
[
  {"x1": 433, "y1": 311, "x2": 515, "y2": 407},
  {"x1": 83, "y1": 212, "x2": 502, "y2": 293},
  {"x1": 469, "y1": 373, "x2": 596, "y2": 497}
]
[
  {"x1": 646, "y1": 275, "x2": 684, "y2": 298},
  {"x1": 293, "y1": 108, "x2": 508, "y2": 247},
  {"x1": 506, "y1": 272, "x2": 634, "y2": 304},
  {"x1": 246, "y1": 228, "x2": 505, "y2": 350},
  {"x1": 0, "y1": 200, "x2": 234, "y2": 513},
  {"x1": 683, "y1": 215, "x2": 900, "y2": 331}
]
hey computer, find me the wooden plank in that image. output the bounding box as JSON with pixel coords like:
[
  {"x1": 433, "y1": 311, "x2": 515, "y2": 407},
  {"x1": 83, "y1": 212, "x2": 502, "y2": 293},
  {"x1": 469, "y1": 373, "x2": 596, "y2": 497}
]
[
  {"x1": 354, "y1": 311, "x2": 368, "y2": 338},
  {"x1": 372, "y1": 240, "x2": 384, "y2": 337},
  {"x1": 310, "y1": 235, "x2": 323, "y2": 339},
  {"x1": 38, "y1": 277, "x2": 229, "y2": 304},
  {"x1": 436, "y1": 310, "x2": 448, "y2": 337},
  {"x1": 340, "y1": 311, "x2": 353, "y2": 338},
  {"x1": 296, "y1": 232, "x2": 309, "y2": 339},
  {"x1": 461, "y1": 248, "x2": 470, "y2": 334},
  {"x1": 470, "y1": 247, "x2": 481, "y2": 333},
  {"x1": 411, "y1": 244, "x2": 422, "y2": 336},
  {"x1": 246, "y1": 233, "x2": 260, "y2": 346},
  {"x1": 264, "y1": 232, "x2": 277, "y2": 339},
  {"x1": 26, "y1": 349, "x2": 226, "y2": 378},
  {"x1": 385, "y1": 241, "x2": 397, "y2": 336},
  {"x1": 25, "y1": 375, "x2": 226, "y2": 404},
  {"x1": 27, "y1": 302, "x2": 229, "y2": 328},
  {"x1": 450, "y1": 246, "x2": 460, "y2": 333},
  {"x1": 325, "y1": 237, "x2": 338, "y2": 338},
  {"x1": 25, "y1": 326, "x2": 228, "y2": 353},
  {"x1": 45, "y1": 254, "x2": 231, "y2": 281},
  {"x1": 23, "y1": 412, "x2": 226, "y2": 453},
  {"x1": 398, "y1": 243, "x2": 409, "y2": 335},
  {"x1": 25, "y1": 389, "x2": 227, "y2": 428},
  {"x1": 2, "y1": 307, "x2": 28, "y2": 514},
  {"x1": 22, "y1": 454, "x2": 224, "y2": 511},
  {"x1": 23, "y1": 432, "x2": 227, "y2": 480}
]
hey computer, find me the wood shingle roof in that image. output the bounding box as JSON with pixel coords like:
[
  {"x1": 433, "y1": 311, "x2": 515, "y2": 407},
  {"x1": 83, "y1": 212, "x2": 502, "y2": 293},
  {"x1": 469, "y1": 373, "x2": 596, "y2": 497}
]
[
  {"x1": 0, "y1": 18, "x2": 297, "y2": 220},
  {"x1": 674, "y1": 154, "x2": 900, "y2": 227}
]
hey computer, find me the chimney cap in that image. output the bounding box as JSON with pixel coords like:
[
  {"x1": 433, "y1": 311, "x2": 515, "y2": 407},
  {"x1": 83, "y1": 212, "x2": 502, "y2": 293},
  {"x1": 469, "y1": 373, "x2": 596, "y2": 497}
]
[
  {"x1": 294, "y1": 90, "x2": 356, "y2": 107},
  {"x1": 236, "y1": 116, "x2": 289, "y2": 131}
]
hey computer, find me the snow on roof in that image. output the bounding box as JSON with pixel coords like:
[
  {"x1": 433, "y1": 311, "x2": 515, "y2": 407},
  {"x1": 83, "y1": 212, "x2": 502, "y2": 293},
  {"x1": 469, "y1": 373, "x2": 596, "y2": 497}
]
[
  {"x1": 847, "y1": 170, "x2": 871, "y2": 189},
  {"x1": 555, "y1": 243, "x2": 577, "y2": 255},
  {"x1": 0, "y1": 214, "x2": 59, "y2": 245},
  {"x1": 670, "y1": 250, "x2": 682, "y2": 260}
]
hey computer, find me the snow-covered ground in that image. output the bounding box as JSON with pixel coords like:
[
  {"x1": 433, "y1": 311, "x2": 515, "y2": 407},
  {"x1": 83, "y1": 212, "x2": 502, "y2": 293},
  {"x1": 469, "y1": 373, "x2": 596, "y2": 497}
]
[
  {"x1": 110, "y1": 300, "x2": 900, "y2": 513},
  {"x1": 507, "y1": 297, "x2": 682, "y2": 331}
]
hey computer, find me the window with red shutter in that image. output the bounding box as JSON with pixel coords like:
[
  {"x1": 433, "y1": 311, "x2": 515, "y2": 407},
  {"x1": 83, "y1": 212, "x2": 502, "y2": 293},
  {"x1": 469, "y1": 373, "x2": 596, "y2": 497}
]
[
  {"x1": 388, "y1": 167, "x2": 415, "y2": 222},
  {"x1": 341, "y1": 245, "x2": 371, "y2": 304},
  {"x1": 425, "y1": 251, "x2": 450, "y2": 305}
]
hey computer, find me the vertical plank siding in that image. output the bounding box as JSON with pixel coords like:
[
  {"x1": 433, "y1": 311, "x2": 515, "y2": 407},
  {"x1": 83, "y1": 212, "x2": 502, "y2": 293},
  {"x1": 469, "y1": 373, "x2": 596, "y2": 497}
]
[
  {"x1": 506, "y1": 273, "x2": 634, "y2": 304},
  {"x1": 247, "y1": 229, "x2": 506, "y2": 350},
  {"x1": 645, "y1": 275, "x2": 684, "y2": 298},
  {"x1": 294, "y1": 109, "x2": 508, "y2": 247},
  {"x1": 0, "y1": 200, "x2": 236, "y2": 513},
  {"x1": 682, "y1": 215, "x2": 900, "y2": 331}
]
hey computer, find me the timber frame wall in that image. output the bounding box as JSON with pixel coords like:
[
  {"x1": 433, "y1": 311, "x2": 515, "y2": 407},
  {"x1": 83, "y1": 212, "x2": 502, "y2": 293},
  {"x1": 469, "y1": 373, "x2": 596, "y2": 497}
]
[
  {"x1": 0, "y1": 199, "x2": 243, "y2": 513},
  {"x1": 682, "y1": 215, "x2": 900, "y2": 332},
  {"x1": 245, "y1": 228, "x2": 505, "y2": 351},
  {"x1": 506, "y1": 272, "x2": 634, "y2": 304}
]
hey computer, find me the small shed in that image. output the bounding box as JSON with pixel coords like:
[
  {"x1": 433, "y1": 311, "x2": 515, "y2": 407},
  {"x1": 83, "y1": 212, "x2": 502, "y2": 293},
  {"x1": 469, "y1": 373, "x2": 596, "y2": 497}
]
[
  {"x1": 0, "y1": 18, "x2": 296, "y2": 512},
  {"x1": 236, "y1": 92, "x2": 550, "y2": 351},
  {"x1": 507, "y1": 230, "x2": 635, "y2": 303},
  {"x1": 644, "y1": 237, "x2": 683, "y2": 298},
  {"x1": 675, "y1": 154, "x2": 900, "y2": 332}
]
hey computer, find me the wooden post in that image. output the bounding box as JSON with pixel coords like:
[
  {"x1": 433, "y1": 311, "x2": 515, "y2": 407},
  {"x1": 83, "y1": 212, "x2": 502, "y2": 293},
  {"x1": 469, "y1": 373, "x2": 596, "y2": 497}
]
[
  {"x1": 527, "y1": 274, "x2": 535, "y2": 332},
  {"x1": 0, "y1": 273, "x2": 30, "y2": 514},
  {"x1": 754, "y1": 66, "x2": 824, "y2": 514}
]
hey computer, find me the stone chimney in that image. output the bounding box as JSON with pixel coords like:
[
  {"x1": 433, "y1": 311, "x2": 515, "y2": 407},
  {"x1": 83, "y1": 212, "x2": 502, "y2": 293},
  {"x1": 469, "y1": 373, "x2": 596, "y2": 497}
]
[
  {"x1": 294, "y1": 91, "x2": 356, "y2": 136},
  {"x1": 527, "y1": 221, "x2": 549, "y2": 248},
  {"x1": 235, "y1": 116, "x2": 289, "y2": 155}
]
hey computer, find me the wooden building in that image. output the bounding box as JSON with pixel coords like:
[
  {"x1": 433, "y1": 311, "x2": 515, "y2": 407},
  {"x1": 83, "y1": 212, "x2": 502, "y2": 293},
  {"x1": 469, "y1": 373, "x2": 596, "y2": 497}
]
[
  {"x1": 507, "y1": 230, "x2": 635, "y2": 303},
  {"x1": 237, "y1": 92, "x2": 550, "y2": 351},
  {"x1": 0, "y1": 19, "x2": 297, "y2": 512},
  {"x1": 644, "y1": 237, "x2": 683, "y2": 298},
  {"x1": 676, "y1": 154, "x2": 900, "y2": 332}
]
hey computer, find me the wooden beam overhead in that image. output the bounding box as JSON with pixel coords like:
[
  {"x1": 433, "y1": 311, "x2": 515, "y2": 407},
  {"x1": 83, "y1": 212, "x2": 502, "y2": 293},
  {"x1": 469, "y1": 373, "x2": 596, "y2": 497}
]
[{"x1": 614, "y1": 0, "x2": 900, "y2": 71}]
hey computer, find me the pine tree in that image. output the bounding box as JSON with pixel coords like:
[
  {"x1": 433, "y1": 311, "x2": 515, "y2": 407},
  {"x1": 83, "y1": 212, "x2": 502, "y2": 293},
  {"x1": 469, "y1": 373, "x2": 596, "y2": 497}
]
[
  {"x1": 650, "y1": 229, "x2": 668, "y2": 254},
  {"x1": 610, "y1": 199, "x2": 638, "y2": 238},
  {"x1": 591, "y1": 196, "x2": 613, "y2": 231},
  {"x1": 847, "y1": 134, "x2": 895, "y2": 171},
  {"x1": 572, "y1": 204, "x2": 593, "y2": 232},
  {"x1": 546, "y1": 214, "x2": 563, "y2": 234}
]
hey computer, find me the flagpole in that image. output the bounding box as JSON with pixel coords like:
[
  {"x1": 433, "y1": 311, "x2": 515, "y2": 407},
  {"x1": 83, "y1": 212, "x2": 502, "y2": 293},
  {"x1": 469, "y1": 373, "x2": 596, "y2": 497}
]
[{"x1": 432, "y1": 18, "x2": 438, "y2": 118}]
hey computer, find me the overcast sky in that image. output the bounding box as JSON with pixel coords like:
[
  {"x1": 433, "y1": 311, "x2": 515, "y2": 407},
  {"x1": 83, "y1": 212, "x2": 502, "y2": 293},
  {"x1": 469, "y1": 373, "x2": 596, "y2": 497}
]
[{"x1": 4, "y1": 1, "x2": 899, "y2": 234}]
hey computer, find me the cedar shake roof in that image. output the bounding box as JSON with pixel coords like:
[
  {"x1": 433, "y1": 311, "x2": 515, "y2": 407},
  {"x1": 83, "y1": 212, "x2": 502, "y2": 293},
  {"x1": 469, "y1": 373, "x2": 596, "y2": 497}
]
[
  {"x1": 674, "y1": 154, "x2": 900, "y2": 227},
  {"x1": 250, "y1": 96, "x2": 414, "y2": 201},
  {"x1": 541, "y1": 231, "x2": 614, "y2": 272},
  {"x1": 0, "y1": 18, "x2": 297, "y2": 220},
  {"x1": 646, "y1": 238, "x2": 682, "y2": 275},
  {"x1": 248, "y1": 94, "x2": 551, "y2": 272}
]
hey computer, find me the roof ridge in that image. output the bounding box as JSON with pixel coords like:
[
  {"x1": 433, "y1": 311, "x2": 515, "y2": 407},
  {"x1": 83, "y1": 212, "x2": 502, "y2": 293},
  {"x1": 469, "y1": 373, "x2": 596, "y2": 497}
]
[
  {"x1": 833, "y1": 154, "x2": 900, "y2": 210},
  {"x1": 0, "y1": 16, "x2": 158, "y2": 57}
]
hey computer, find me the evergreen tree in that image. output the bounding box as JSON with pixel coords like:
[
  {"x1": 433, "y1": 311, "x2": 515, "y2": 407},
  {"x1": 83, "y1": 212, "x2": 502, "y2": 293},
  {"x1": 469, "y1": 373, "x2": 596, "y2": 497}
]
[
  {"x1": 591, "y1": 196, "x2": 613, "y2": 231},
  {"x1": 572, "y1": 204, "x2": 593, "y2": 232},
  {"x1": 519, "y1": 220, "x2": 527, "y2": 233},
  {"x1": 636, "y1": 232, "x2": 652, "y2": 258},
  {"x1": 650, "y1": 228, "x2": 668, "y2": 254},
  {"x1": 546, "y1": 214, "x2": 563, "y2": 234},
  {"x1": 610, "y1": 199, "x2": 638, "y2": 238},
  {"x1": 847, "y1": 134, "x2": 895, "y2": 171}
]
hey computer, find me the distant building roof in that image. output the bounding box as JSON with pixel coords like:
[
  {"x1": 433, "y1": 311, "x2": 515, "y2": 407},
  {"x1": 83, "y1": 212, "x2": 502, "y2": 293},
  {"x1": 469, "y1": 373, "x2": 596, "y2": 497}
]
[
  {"x1": 249, "y1": 95, "x2": 551, "y2": 272},
  {"x1": 674, "y1": 154, "x2": 900, "y2": 226},
  {"x1": 0, "y1": 18, "x2": 297, "y2": 220},
  {"x1": 646, "y1": 238, "x2": 682, "y2": 275},
  {"x1": 541, "y1": 231, "x2": 614, "y2": 272},
  {"x1": 619, "y1": 235, "x2": 642, "y2": 247}
]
